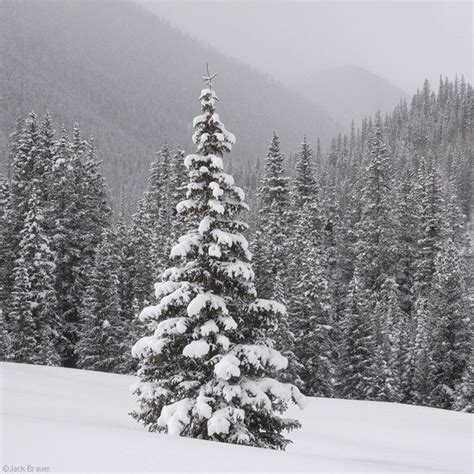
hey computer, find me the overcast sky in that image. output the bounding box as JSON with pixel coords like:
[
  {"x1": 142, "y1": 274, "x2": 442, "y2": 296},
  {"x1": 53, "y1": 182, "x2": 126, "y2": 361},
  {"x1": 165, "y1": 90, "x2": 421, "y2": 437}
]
[{"x1": 143, "y1": 0, "x2": 472, "y2": 93}]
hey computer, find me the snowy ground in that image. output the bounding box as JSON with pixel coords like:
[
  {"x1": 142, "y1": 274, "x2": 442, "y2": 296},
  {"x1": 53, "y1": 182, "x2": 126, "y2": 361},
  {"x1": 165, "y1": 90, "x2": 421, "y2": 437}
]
[{"x1": 0, "y1": 362, "x2": 471, "y2": 473}]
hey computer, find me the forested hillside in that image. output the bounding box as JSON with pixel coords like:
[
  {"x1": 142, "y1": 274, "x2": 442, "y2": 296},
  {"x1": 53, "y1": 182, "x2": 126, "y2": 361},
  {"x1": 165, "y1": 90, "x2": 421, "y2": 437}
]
[
  {"x1": 252, "y1": 77, "x2": 473, "y2": 411},
  {"x1": 1, "y1": 76, "x2": 472, "y2": 414},
  {"x1": 0, "y1": 0, "x2": 339, "y2": 208}
]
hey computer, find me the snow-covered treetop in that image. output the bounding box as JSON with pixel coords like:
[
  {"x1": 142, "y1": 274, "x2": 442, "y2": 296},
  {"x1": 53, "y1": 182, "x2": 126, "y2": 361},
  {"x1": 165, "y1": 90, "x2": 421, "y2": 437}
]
[{"x1": 191, "y1": 73, "x2": 235, "y2": 157}]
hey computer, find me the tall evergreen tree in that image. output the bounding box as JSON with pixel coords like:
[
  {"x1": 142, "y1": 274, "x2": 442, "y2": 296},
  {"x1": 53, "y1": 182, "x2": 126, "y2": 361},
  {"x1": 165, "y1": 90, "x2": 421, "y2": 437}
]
[
  {"x1": 354, "y1": 124, "x2": 395, "y2": 293},
  {"x1": 427, "y1": 238, "x2": 471, "y2": 409},
  {"x1": 252, "y1": 132, "x2": 301, "y2": 386},
  {"x1": 0, "y1": 175, "x2": 12, "y2": 314},
  {"x1": 127, "y1": 142, "x2": 178, "y2": 316},
  {"x1": 341, "y1": 125, "x2": 399, "y2": 399},
  {"x1": 337, "y1": 276, "x2": 375, "y2": 400},
  {"x1": 9, "y1": 191, "x2": 58, "y2": 365},
  {"x1": 289, "y1": 138, "x2": 335, "y2": 396},
  {"x1": 168, "y1": 146, "x2": 188, "y2": 242},
  {"x1": 253, "y1": 132, "x2": 290, "y2": 300},
  {"x1": 132, "y1": 74, "x2": 304, "y2": 449},
  {"x1": 50, "y1": 125, "x2": 111, "y2": 367},
  {"x1": 371, "y1": 278, "x2": 403, "y2": 401},
  {"x1": 411, "y1": 158, "x2": 446, "y2": 403},
  {"x1": 77, "y1": 226, "x2": 128, "y2": 373},
  {"x1": 50, "y1": 127, "x2": 88, "y2": 367}
]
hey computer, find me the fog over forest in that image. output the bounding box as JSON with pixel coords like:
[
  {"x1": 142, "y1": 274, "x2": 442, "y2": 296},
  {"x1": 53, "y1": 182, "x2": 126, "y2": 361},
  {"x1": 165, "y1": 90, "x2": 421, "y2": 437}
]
[{"x1": 143, "y1": 0, "x2": 472, "y2": 91}]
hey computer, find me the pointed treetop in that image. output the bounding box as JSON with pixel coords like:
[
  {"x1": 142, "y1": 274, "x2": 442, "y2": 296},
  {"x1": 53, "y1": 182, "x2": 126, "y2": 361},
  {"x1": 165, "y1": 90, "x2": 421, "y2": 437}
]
[{"x1": 202, "y1": 63, "x2": 217, "y2": 90}]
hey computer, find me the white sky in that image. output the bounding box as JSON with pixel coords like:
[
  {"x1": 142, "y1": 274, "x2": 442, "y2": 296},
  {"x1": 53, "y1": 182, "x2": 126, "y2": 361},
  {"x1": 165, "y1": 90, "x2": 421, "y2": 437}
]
[{"x1": 142, "y1": 0, "x2": 472, "y2": 92}]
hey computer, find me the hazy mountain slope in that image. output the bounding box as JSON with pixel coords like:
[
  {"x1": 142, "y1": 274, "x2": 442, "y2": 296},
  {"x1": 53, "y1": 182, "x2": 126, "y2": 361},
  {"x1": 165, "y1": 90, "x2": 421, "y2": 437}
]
[
  {"x1": 2, "y1": 362, "x2": 471, "y2": 472},
  {"x1": 0, "y1": 0, "x2": 340, "y2": 207},
  {"x1": 298, "y1": 66, "x2": 408, "y2": 128}
]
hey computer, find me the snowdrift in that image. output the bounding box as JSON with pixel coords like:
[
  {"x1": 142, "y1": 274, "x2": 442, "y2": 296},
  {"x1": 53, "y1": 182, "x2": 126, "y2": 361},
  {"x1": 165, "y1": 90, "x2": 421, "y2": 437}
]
[{"x1": 0, "y1": 362, "x2": 471, "y2": 472}]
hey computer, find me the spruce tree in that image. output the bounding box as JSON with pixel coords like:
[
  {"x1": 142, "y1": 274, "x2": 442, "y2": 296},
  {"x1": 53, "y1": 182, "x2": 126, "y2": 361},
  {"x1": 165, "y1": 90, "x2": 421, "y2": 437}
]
[
  {"x1": 452, "y1": 368, "x2": 472, "y2": 413},
  {"x1": 128, "y1": 142, "x2": 177, "y2": 315},
  {"x1": 371, "y1": 278, "x2": 403, "y2": 401},
  {"x1": 428, "y1": 238, "x2": 471, "y2": 409},
  {"x1": 168, "y1": 146, "x2": 188, "y2": 242},
  {"x1": 253, "y1": 132, "x2": 300, "y2": 386},
  {"x1": 289, "y1": 138, "x2": 335, "y2": 396},
  {"x1": 411, "y1": 158, "x2": 446, "y2": 403},
  {"x1": 9, "y1": 112, "x2": 42, "y2": 239},
  {"x1": 253, "y1": 132, "x2": 290, "y2": 300},
  {"x1": 413, "y1": 159, "x2": 445, "y2": 295},
  {"x1": 9, "y1": 256, "x2": 36, "y2": 363},
  {"x1": 354, "y1": 124, "x2": 395, "y2": 293},
  {"x1": 0, "y1": 175, "x2": 12, "y2": 315},
  {"x1": 81, "y1": 138, "x2": 112, "y2": 272},
  {"x1": 146, "y1": 142, "x2": 172, "y2": 280},
  {"x1": 131, "y1": 73, "x2": 304, "y2": 450},
  {"x1": 50, "y1": 125, "x2": 111, "y2": 367},
  {"x1": 50, "y1": 127, "x2": 88, "y2": 367},
  {"x1": 77, "y1": 226, "x2": 128, "y2": 373},
  {"x1": 114, "y1": 217, "x2": 141, "y2": 374},
  {"x1": 337, "y1": 276, "x2": 375, "y2": 400},
  {"x1": 4, "y1": 113, "x2": 60, "y2": 365},
  {"x1": 341, "y1": 124, "x2": 398, "y2": 399},
  {"x1": 9, "y1": 191, "x2": 59, "y2": 365},
  {"x1": 127, "y1": 197, "x2": 155, "y2": 308}
]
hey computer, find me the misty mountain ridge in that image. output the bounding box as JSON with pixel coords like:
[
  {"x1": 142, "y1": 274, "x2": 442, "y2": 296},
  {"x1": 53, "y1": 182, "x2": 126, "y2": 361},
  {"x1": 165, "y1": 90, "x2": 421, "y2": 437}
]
[
  {"x1": 0, "y1": 0, "x2": 340, "y2": 207},
  {"x1": 296, "y1": 66, "x2": 409, "y2": 128}
]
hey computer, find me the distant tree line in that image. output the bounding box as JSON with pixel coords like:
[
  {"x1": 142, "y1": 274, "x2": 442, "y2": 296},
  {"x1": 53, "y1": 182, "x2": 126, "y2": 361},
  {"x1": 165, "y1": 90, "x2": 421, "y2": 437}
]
[{"x1": 0, "y1": 77, "x2": 471, "y2": 414}]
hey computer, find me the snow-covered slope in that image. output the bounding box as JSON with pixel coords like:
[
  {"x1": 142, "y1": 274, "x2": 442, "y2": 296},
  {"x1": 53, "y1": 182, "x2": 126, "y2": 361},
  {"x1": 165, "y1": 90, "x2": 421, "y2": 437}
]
[{"x1": 1, "y1": 362, "x2": 471, "y2": 473}]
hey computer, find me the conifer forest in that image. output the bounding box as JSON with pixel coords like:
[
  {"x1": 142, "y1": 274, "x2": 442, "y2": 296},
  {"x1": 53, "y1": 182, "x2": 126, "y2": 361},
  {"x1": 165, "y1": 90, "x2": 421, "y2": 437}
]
[{"x1": 0, "y1": 0, "x2": 472, "y2": 470}]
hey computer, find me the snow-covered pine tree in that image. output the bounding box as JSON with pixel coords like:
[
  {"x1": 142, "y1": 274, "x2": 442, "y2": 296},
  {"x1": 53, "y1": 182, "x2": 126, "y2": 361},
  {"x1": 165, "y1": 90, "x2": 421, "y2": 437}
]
[
  {"x1": 128, "y1": 197, "x2": 155, "y2": 311},
  {"x1": 395, "y1": 165, "x2": 419, "y2": 316},
  {"x1": 9, "y1": 191, "x2": 59, "y2": 365},
  {"x1": 77, "y1": 226, "x2": 129, "y2": 373},
  {"x1": 411, "y1": 158, "x2": 446, "y2": 404},
  {"x1": 146, "y1": 142, "x2": 173, "y2": 280},
  {"x1": 8, "y1": 255, "x2": 35, "y2": 363},
  {"x1": 9, "y1": 112, "x2": 41, "y2": 240},
  {"x1": 127, "y1": 142, "x2": 176, "y2": 316},
  {"x1": 168, "y1": 146, "x2": 188, "y2": 243},
  {"x1": 3, "y1": 113, "x2": 60, "y2": 365},
  {"x1": 371, "y1": 278, "x2": 404, "y2": 401},
  {"x1": 36, "y1": 112, "x2": 56, "y2": 205},
  {"x1": 354, "y1": 123, "x2": 396, "y2": 294},
  {"x1": 50, "y1": 125, "x2": 111, "y2": 367},
  {"x1": 341, "y1": 123, "x2": 398, "y2": 399},
  {"x1": 50, "y1": 126, "x2": 89, "y2": 367},
  {"x1": 0, "y1": 174, "x2": 12, "y2": 312},
  {"x1": 0, "y1": 173, "x2": 14, "y2": 361},
  {"x1": 252, "y1": 132, "x2": 301, "y2": 386},
  {"x1": 427, "y1": 238, "x2": 471, "y2": 410},
  {"x1": 131, "y1": 73, "x2": 304, "y2": 450},
  {"x1": 392, "y1": 169, "x2": 421, "y2": 403},
  {"x1": 337, "y1": 275, "x2": 375, "y2": 400},
  {"x1": 289, "y1": 137, "x2": 335, "y2": 397},
  {"x1": 113, "y1": 216, "x2": 141, "y2": 374},
  {"x1": 293, "y1": 136, "x2": 316, "y2": 207},
  {"x1": 81, "y1": 138, "x2": 112, "y2": 273},
  {"x1": 452, "y1": 367, "x2": 472, "y2": 413},
  {"x1": 413, "y1": 158, "x2": 445, "y2": 295},
  {"x1": 253, "y1": 131, "x2": 290, "y2": 301}
]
